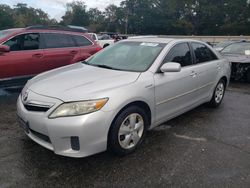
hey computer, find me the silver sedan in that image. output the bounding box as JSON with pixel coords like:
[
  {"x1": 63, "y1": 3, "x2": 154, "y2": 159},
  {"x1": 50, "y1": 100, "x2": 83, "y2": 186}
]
[{"x1": 17, "y1": 38, "x2": 231, "y2": 157}]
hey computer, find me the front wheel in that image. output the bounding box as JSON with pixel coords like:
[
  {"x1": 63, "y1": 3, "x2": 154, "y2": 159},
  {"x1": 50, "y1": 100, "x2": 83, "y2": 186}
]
[
  {"x1": 208, "y1": 79, "x2": 226, "y2": 107},
  {"x1": 108, "y1": 106, "x2": 149, "y2": 156}
]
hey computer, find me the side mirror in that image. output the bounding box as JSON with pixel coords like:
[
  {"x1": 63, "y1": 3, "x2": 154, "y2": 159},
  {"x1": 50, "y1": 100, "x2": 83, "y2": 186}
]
[
  {"x1": 0, "y1": 45, "x2": 10, "y2": 53},
  {"x1": 160, "y1": 62, "x2": 181, "y2": 73}
]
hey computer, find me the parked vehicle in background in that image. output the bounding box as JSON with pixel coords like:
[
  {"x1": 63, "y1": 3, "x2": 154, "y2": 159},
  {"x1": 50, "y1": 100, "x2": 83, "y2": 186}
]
[
  {"x1": 0, "y1": 26, "x2": 102, "y2": 88},
  {"x1": 67, "y1": 25, "x2": 88, "y2": 33},
  {"x1": 220, "y1": 41, "x2": 250, "y2": 82},
  {"x1": 17, "y1": 38, "x2": 230, "y2": 158},
  {"x1": 214, "y1": 40, "x2": 246, "y2": 52},
  {"x1": 88, "y1": 33, "x2": 114, "y2": 48}
]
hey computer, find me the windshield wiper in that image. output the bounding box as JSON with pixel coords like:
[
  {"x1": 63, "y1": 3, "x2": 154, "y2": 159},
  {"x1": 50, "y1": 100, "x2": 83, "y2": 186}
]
[
  {"x1": 82, "y1": 62, "x2": 122, "y2": 71},
  {"x1": 82, "y1": 60, "x2": 90, "y2": 65},
  {"x1": 94, "y1": 64, "x2": 120, "y2": 70}
]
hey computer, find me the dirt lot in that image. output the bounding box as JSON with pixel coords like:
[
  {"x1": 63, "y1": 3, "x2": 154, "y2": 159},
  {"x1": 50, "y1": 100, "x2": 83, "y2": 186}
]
[{"x1": 0, "y1": 82, "x2": 250, "y2": 188}]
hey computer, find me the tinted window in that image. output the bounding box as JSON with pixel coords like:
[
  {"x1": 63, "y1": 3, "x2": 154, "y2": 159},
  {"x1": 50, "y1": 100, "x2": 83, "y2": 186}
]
[
  {"x1": 4, "y1": 33, "x2": 39, "y2": 51},
  {"x1": 43, "y1": 33, "x2": 75, "y2": 49},
  {"x1": 163, "y1": 43, "x2": 192, "y2": 67},
  {"x1": 192, "y1": 43, "x2": 218, "y2": 63},
  {"x1": 72, "y1": 35, "x2": 92, "y2": 46}
]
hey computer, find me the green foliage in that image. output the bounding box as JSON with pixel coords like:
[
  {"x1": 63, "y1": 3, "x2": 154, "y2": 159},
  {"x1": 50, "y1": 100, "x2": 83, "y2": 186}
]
[
  {"x1": 61, "y1": 1, "x2": 89, "y2": 26},
  {"x1": 1, "y1": 0, "x2": 250, "y2": 35},
  {"x1": 0, "y1": 4, "x2": 14, "y2": 29},
  {"x1": 0, "y1": 3, "x2": 55, "y2": 29}
]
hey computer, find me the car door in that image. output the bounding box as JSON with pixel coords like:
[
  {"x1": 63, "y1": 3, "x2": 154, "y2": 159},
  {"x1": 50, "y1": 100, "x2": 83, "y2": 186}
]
[
  {"x1": 190, "y1": 42, "x2": 220, "y2": 101},
  {"x1": 154, "y1": 42, "x2": 200, "y2": 123},
  {"x1": 41, "y1": 33, "x2": 80, "y2": 71},
  {"x1": 0, "y1": 32, "x2": 45, "y2": 80},
  {"x1": 71, "y1": 34, "x2": 97, "y2": 59}
]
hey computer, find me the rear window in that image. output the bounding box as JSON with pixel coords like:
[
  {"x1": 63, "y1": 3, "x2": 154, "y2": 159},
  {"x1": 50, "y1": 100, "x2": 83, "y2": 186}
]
[
  {"x1": 42, "y1": 33, "x2": 75, "y2": 49},
  {"x1": 72, "y1": 35, "x2": 92, "y2": 46},
  {"x1": 191, "y1": 43, "x2": 218, "y2": 64}
]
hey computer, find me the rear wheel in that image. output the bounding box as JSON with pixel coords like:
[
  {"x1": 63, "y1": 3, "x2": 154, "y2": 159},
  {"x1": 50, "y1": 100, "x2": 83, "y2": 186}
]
[
  {"x1": 103, "y1": 44, "x2": 109, "y2": 48},
  {"x1": 208, "y1": 79, "x2": 226, "y2": 107},
  {"x1": 108, "y1": 106, "x2": 149, "y2": 156}
]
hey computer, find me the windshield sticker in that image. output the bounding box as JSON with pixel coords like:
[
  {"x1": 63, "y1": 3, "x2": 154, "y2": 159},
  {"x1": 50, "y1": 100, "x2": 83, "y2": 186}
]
[{"x1": 140, "y1": 42, "x2": 159, "y2": 47}]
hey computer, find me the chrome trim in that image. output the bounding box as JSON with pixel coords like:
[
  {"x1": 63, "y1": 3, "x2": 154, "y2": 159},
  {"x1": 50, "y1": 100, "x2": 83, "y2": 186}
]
[
  {"x1": 1, "y1": 31, "x2": 94, "y2": 49},
  {"x1": 25, "y1": 101, "x2": 54, "y2": 108},
  {"x1": 156, "y1": 82, "x2": 214, "y2": 106}
]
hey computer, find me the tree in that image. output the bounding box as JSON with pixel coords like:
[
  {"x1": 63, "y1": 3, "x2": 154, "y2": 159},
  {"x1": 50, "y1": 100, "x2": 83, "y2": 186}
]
[
  {"x1": 61, "y1": 1, "x2": 89, "y2": 27},
  {"x1": 88, "y1": 8, "x2": 105, "y2": 32},
  {"x1": 0, "y1": 5, "x2": 14, "y2": 29}
]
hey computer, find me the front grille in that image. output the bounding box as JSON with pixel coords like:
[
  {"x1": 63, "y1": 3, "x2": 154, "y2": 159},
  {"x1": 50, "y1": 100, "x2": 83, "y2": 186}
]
[
  {"x1": 24, "y1": 104, "x2": 50, "y2": 112},
  {"x1": 30, "y1": 128, "x2": 51, "y2": 143}
]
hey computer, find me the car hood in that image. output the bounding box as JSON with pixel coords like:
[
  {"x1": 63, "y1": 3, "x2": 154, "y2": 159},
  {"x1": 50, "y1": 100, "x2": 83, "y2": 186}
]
[
  {"x1": 222, "y1": 53, "x2": 250, "y2": 63},
  {"x1": 27, "y1": 63, "x2": 140, "y2": 101}
]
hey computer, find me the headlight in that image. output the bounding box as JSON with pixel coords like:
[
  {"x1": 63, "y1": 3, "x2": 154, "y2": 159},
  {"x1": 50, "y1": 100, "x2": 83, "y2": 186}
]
[{"x1": 49, "y1": 98, "x2": 108, "y2": 118}]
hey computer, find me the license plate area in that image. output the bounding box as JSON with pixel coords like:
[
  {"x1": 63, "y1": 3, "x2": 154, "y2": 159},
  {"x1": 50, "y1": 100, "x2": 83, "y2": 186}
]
[{"x1": 17, "y1": 115, "x2": 29, "y2": 133}]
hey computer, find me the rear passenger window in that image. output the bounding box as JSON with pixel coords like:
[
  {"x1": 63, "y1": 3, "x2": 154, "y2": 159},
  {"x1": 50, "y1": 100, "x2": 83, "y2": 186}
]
[
  {"x1": 72, "y1": 35, "x2": 92, "y2": 46},
  {"x1": 43, "y1": 33, "x2": 75, "y2": 49},
  {"x1": 163, "y1": 43, "x2": 192, "y2": 67},
  {"x1": 191, "y1": 43, "x2": 218, "y2": 63}
]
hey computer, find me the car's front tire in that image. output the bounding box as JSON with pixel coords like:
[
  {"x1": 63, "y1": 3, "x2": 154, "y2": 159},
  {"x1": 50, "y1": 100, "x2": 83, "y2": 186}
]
[
  {"x1": 108, "y1": 106, "x2": 149, "y2": 156},
  {"x1": 208, "y1": 79, "x2": 226, "y2": 107}
]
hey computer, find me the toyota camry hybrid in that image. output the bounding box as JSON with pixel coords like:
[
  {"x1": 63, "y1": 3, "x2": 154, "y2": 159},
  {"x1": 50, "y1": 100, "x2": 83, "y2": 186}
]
[{"x1": 17, "y1": 38, "x2": 231, "y2": 158}]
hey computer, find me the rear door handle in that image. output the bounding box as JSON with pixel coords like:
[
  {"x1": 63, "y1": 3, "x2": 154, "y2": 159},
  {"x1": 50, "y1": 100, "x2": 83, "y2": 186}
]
[
  {"x1": 32, "y1": 53, "x2": 43, "y2": 58},
  {"x1": 217, "y1": 63, "x2": 221, "y2": 70}
]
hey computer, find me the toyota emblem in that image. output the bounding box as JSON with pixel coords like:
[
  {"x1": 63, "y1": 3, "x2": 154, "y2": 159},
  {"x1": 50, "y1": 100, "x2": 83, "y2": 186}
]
[{"x1": 23, "y1": 92, "x2": 28, "y2": 102}]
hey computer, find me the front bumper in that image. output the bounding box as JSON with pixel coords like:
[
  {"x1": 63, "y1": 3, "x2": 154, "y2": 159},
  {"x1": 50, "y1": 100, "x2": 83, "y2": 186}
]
[{"x1": 17, "y1": 90, "x2": 115, "y2": 158}]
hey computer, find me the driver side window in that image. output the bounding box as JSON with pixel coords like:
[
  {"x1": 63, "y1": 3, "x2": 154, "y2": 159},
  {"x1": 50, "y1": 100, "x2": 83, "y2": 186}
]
[
  {"x1": 4, "y1": 33, "x2": 40, "y2": 51},
  {"x1": 163, "y1": 43, "x2": 192, "y2": 67}
]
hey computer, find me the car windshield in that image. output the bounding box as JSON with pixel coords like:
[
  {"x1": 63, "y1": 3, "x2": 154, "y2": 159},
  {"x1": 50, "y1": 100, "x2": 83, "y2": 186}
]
[
  {"x1": 98, "y1": 35, "x2": 111, "y2": 40},
  {"x1": 214, "y1": 41, "x2": 233, "y2": 48},
  {"x1": 221, "y1": 42, "x2": 250, "y2": 55},
  {"x1": 84, "y1": 41, "x2": 165, "y2": 72},
  {"x1": 0, "y1": 29, "x2": 18, "y2": 41}
]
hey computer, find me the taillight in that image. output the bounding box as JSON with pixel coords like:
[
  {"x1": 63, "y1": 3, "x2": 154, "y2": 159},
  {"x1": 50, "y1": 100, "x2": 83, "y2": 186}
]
[{"x1": 96, "y1": 46, "x2": 102, "y2": 52}]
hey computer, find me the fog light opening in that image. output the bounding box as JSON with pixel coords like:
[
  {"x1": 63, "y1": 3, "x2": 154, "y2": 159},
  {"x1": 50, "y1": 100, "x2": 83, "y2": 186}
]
[{"x1": 71, "y1": 136, "x2": 80, "y2": 151}]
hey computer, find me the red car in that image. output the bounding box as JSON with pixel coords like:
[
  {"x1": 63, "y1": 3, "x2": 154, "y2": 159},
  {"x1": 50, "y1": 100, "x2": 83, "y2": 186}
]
[{"x1": 0, "y1": 26, "x2": 102, "y2": 87}]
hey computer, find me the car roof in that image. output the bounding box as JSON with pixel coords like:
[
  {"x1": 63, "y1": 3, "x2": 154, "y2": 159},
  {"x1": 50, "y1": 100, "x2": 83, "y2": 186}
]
[{"x1": 126, "y1": 37, "x2": 204, "y2": 44}]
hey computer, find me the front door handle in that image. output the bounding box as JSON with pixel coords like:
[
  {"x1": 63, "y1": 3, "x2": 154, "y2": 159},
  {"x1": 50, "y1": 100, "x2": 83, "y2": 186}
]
[
  {"x1": 190, "y1": 71, "x2": 197, "y2": 77},
  {"x1": 32, "y1": 53, "x2": 43, "y2": 58},
  {"x1": 70, "y1": 50, "x2": 78, "y2": 55}
]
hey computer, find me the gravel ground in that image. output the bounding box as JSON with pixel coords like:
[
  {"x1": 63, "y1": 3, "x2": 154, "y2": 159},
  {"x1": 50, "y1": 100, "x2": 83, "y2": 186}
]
[{"x1": 0, "y1": 82, "x2": 249, "y2": 188}]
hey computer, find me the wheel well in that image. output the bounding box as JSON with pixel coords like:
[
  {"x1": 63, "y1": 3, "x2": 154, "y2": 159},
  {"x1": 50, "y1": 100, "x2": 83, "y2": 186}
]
[
  {"x1": 111, "y1": 101, "x2": 152, "y2": 127},
  {"x1": 107, "y1": 101, "x2": 152, "y2": 147},
  {"x1": 221, "y1": 76, "x2": 227, "y2": 86}
]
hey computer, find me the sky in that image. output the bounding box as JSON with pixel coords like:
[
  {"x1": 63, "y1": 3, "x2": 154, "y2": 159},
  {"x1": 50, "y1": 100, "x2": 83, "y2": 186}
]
[{"x1": 0, "y1": 0, "x2": 122, "y2": 21}]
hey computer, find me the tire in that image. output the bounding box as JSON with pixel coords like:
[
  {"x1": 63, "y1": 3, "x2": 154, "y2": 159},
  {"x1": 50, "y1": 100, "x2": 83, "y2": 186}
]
[
  {"x1": 103, "y1": 44, "x2": 109, "y2": 48},
  {"x1": 108, "y1": 106, "x2": 149, "y2": 156},
  {"x1": 246, "y1": 70, "x2": 250, "y2": 83},
  {"x1": 208, "y1": 79, "x2": 226, "y2": 107}
]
